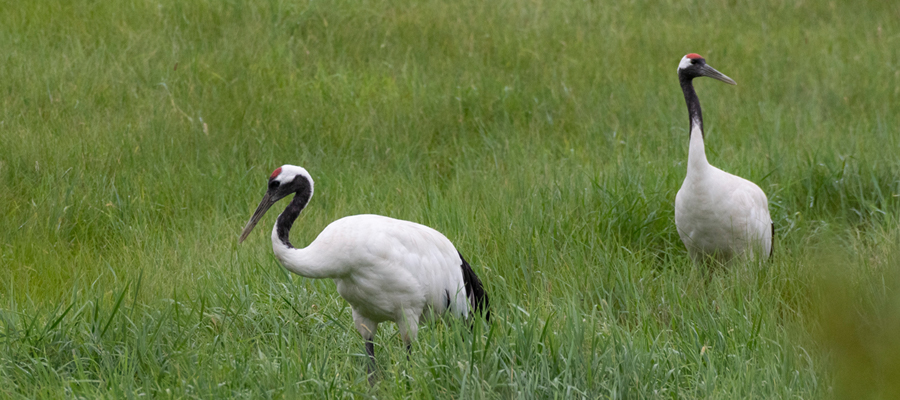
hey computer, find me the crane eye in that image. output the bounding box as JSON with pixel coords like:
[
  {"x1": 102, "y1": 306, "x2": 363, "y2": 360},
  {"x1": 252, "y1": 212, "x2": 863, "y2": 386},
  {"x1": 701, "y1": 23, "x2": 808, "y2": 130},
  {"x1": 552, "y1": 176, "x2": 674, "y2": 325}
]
[{"x1": 269, "y1": 180, "x2": 280, "y2": 189}]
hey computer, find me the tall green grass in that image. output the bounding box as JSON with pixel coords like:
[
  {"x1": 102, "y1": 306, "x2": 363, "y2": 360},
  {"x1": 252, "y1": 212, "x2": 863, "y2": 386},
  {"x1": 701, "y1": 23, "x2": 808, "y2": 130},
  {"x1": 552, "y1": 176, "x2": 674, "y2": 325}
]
[{"x1": 2, "y1": 0, "x2": 899, "y2": 397}]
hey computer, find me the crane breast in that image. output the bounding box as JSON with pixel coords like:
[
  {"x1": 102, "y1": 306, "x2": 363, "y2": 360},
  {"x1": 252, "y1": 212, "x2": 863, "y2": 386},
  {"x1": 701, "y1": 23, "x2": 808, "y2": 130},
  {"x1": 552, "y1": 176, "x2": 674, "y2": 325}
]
[{"x1": 676, "y1": 168, "x2": 772, "y2": 259}]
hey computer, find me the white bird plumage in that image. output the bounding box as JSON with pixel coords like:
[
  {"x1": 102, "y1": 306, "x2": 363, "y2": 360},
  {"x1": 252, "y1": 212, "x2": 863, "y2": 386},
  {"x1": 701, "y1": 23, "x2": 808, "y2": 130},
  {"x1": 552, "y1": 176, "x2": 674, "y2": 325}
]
[
  {"x1": 271, "y1": 214, "x2": 473, "y2": 324},
  {"x1": 239, "y1": 165, "x2": 488, "y2": 382},
  {"x1": 674, "y1": 54, "x2": 773, "y2": 263}
]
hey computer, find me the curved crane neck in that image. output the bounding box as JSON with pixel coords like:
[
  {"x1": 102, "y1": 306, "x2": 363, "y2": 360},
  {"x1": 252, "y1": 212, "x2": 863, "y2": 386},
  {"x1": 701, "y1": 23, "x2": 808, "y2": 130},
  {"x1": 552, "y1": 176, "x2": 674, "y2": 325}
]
[
  {"x1": 679, "y1": 74, "x2": 709, "y2": 169},
  {"x1": 268, "y1": 188, "x2": 341, "y2": 279},
  {"x1": 275, "y1": 190, "x2": 311, "y2": 249}
]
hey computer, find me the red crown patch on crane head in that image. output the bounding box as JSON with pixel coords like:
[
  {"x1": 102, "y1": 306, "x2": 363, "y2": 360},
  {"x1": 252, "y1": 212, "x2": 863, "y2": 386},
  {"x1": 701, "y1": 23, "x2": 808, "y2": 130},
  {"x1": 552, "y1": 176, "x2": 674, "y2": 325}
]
[{"x1": 269, "y1": 167, "x2": 282, "y2": 180}]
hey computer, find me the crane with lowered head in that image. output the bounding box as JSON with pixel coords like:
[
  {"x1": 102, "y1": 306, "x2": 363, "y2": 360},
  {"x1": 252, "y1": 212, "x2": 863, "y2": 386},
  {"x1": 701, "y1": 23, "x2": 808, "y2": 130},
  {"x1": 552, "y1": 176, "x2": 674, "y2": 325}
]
[{"x1": 239, "y1": 165, "x2": 489, "y2": 383}]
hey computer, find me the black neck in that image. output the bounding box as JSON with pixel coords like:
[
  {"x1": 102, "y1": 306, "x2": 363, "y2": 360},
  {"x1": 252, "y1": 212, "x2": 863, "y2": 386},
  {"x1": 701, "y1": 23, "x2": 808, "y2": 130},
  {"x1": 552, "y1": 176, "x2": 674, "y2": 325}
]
[
  {"x1": 275, "y1": 189, "x2": 311, "y2": 249},
  {"x1": 679, "y1": 73, "x2": 703, "y2": 137}
]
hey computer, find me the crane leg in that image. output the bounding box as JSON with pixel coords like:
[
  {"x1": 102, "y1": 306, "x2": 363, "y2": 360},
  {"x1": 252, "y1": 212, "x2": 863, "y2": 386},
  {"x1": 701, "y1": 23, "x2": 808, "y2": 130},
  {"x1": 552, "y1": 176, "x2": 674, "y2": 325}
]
[
  {"x1": 365, "y1": 339, "x2": 376, "y2": 385},
  {"x1": 352, "y1": 310, "x2": 378, "y2": 385}
]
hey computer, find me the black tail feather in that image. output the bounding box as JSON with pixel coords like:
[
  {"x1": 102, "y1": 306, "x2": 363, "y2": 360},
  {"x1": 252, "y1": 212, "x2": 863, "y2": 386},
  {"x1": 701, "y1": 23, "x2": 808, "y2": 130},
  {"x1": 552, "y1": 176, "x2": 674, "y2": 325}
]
[{"x1": 459, "y1": 251, "x2": 490, "y2": 322}]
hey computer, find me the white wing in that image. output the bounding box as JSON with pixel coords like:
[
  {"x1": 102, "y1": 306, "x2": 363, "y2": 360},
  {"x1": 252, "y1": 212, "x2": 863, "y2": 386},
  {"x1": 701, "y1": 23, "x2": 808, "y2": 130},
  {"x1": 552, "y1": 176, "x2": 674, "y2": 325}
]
[{"x1": 302, "y1": 215, "x2": 468, "y2": 322}]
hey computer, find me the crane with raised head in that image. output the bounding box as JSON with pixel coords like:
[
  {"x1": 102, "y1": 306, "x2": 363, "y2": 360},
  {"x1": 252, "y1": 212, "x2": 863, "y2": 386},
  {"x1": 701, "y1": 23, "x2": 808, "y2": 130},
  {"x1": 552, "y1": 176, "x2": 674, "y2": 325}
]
[
  {"x1": 239, "y1": 165, "x2": 489, "y2": 383},
  {"x1": 674, "y1": 54, "x2": 773, "y2": 263}
]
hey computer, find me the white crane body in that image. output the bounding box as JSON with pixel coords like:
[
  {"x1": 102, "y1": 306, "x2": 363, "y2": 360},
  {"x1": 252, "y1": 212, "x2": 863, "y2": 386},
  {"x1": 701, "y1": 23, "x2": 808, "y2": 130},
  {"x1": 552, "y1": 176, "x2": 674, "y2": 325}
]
[
  {"x1": 675, "y1": 125, "x2": 772, "y2": 261},
  {"x1": 270, "y1": 214, "x2": 471, "y2": 326}
]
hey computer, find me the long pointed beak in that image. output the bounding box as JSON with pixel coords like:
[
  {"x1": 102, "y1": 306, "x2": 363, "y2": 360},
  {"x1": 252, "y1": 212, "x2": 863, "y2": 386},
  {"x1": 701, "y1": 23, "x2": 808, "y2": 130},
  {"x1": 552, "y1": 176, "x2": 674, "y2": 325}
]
[
  {"x1": 239, "y1": 191, "x2": 277, "y2": 243},
  {"x1": 700, "y1": 64, "x2": 737, "y2": 85}
]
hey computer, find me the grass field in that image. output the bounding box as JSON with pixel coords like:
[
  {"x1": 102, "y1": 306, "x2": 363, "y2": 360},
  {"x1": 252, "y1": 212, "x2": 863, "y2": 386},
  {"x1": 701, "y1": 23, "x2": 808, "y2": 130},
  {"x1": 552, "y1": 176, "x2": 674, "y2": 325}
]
[{"x1": 2, "y1": 0, "x2": 900, "y2": 398}]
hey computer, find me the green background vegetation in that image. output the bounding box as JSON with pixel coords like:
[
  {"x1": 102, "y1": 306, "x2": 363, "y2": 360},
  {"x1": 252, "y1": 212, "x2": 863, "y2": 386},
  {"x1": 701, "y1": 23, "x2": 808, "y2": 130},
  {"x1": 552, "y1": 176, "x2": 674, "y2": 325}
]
[{"x1": 2, "y1": 0, "x2": 899, "y2": 397}]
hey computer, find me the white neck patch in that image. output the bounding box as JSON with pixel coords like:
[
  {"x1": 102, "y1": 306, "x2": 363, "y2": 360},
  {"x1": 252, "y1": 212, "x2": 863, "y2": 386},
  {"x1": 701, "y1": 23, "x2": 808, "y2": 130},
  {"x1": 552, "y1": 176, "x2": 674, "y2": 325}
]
[
  {"x1": 274, "y1": 165, "x2": 315, "y2": 196},
  {"x1": 677, "y1": 56, "x2": 693, "y2": 72}
]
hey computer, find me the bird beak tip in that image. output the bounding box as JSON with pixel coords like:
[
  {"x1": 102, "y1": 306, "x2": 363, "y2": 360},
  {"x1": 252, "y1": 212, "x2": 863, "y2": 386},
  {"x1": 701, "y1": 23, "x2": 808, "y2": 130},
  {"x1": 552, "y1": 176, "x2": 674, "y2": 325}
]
[{"x1": 238, "y1": 231, "x2": 251, "y2": 244}]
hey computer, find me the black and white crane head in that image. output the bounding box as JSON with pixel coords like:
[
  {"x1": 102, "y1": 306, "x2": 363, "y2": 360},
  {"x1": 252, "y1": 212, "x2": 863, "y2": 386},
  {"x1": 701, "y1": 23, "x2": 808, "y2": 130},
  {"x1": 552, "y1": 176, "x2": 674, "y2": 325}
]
[
  {"x1": 239, "y1": 165, "x2": 313, "y2": 246},
  {"x1": 239, "y1": 164, "x2": 489, "y2": 384},
  {"x1": 677, "y1": 53, "x2": 736, "y2": 85},
  {"x1": 673, "y1": 54, "x2": 774, "y2": 263},
  {"x1": 676, "y1": 53, "x2": 736, "y2": 137}
]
